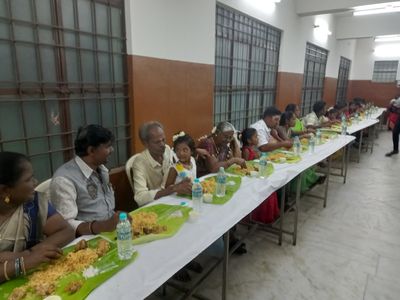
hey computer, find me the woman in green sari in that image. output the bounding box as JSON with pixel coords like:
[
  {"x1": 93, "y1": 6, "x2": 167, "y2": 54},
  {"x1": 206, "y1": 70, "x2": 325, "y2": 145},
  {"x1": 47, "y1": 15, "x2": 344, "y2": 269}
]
[
  {"x1": 284, "y1": 104, "x2": 324, "y2": 193},
  {"x1": 285, "y1": 104, "x2": 315, "y2": 136}
]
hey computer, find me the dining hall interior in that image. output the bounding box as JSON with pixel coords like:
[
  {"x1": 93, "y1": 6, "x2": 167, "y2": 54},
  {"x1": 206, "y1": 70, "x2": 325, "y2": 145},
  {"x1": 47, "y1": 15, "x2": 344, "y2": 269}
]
[{"x1": 0, "y1": 0, "x2": 400, "y2": 299}]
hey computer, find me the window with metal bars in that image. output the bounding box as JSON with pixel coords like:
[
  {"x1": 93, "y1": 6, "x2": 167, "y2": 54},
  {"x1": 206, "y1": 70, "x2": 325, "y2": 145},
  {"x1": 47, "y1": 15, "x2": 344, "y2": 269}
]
[
  {"x1": 214, "y1": 3, "x2": 281, "y2": 131},
  {"x1": 372, "y1": 60, "x2": 398, "y2": 83},
  {"x1": 336, "y1": 56, "x2": 351, "y2": 103},
  {"x1": 301, "y1": 43, "x2": 328, "y2": 115},
  {"x1": 0, "y1": 0, "x2": 129, "y2": 181}
]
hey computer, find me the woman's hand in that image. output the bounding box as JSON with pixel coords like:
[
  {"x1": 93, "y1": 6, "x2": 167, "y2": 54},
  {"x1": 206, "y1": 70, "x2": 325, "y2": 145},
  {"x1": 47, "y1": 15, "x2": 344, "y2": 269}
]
[
  {"x1": 232, "y1": 157, "x2": 246, "y2": 168},
  {"x1": 25, "y1": 244, "x2": 62, "y2": 269},
  {"x1": 195, "y1": 148, "x2": 210, "y2": 159}
]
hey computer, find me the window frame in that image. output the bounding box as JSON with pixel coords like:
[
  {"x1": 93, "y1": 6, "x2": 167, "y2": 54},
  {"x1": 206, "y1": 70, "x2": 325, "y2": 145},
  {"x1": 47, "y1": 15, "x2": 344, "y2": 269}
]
[
  {"x1": 372, "y1": 60, "x2": 398, "y2": 83},
  {"x1": 214, "y1": 3, "x2": 281, "y2": 131},
  {"x1": 0, "y1": 0, "x2": 129, "y2": 181},
  {"x1": 336, "y1": 56, "x2": 351, "y2": 103},
  {"x1": 301, "y1": 42, "x2": 328, "y2": 115}
]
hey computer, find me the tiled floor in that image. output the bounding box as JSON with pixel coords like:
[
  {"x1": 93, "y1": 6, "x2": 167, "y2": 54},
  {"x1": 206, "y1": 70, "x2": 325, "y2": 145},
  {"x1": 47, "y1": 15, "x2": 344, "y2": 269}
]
[{"x1": 148, "y1": 130, "x2": 399, "y2": 300}]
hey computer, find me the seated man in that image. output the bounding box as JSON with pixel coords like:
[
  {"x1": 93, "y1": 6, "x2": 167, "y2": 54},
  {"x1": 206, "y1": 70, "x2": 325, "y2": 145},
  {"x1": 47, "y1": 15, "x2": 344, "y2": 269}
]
[
  {"x1": 132, "y1": 121, "x2": 192, "y2": 207},
  {"x1": 251, "y1": 106, "x2": 293, "y2": 152},
  {"x1": 50, "y1": 124, "x2": 120, "y2": 236},
  {"x1": 303, "y1": 100, "x2": 332, "y2": 129},
  {"x1": 132, "y1": 121, "x2": 198, "y2": 282}
]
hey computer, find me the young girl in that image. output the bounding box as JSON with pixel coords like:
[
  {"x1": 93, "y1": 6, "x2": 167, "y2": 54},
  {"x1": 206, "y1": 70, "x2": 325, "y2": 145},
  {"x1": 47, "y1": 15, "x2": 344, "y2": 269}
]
[
  {"x1": 278, "y1": 111, "x2": 310, "y2": 140},
  {"x1": 240, "y1": 128, "x2": 280, "y2": 224},
  {"x1": 165, "y1": 132, "x2": 197, "y2": 187},
  {"x1": 241, "y1": 128, "x2": 260, "y2": 161}
]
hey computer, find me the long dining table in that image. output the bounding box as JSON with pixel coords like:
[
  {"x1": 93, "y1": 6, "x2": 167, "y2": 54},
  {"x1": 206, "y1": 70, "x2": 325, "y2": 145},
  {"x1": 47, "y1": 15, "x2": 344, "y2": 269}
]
[{"x1": 81, "y1": 134, "x2": 355, "y2": 300}]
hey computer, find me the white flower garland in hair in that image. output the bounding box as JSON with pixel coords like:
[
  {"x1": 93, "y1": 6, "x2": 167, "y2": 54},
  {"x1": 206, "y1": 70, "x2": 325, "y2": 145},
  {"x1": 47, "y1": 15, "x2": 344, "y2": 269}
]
[{"x1": 172, "y1": 131, "x2": 185, "y2": 142}]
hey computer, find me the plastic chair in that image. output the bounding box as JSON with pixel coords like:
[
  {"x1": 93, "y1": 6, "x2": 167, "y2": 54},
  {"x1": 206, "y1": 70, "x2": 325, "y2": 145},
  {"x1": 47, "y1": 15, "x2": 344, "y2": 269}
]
[{"x1": 125, "y1": 154, "x2": 140, "y2": 194}]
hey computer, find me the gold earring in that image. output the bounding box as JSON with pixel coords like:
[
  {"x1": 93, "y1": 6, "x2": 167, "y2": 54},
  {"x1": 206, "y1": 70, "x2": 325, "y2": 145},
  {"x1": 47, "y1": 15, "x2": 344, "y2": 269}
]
[{"x1": 4, "y1": 196, "x2": 10, "y2": 204}]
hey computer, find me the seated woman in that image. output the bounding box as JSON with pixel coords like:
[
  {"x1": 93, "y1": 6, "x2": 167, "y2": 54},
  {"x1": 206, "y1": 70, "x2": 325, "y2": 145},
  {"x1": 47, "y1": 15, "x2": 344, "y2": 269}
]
[
  {"x1": 197, "y1": 121, "x2": 246, "y2": 177},
  {"x1": 279, "y1": 112, "x2": 325, "y2": 193},
  {"x1": 285, "y1": 104, "x2": 315, "y2": 136},
  {"x1": 0, "y1": 152, "x2": 74, "y2": 283},
  {"x1": 197, "y1": 122, "x2": 247, "y2": 254}
]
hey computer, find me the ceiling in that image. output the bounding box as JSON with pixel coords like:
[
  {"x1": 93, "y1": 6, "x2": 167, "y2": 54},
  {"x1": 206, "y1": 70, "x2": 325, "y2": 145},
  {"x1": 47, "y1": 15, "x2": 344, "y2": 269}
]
[{"x1": 294, "y1": 0, "x2": 400, "y2": 39}]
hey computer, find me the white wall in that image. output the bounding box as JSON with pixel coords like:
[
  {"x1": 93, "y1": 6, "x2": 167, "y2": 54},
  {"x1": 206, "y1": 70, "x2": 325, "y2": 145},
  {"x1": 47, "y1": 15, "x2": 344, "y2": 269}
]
[
  {"x1": 124, "y1": 0, "x2": 358, "y2": 78},
  {"x1": 336, "y1": 13, "x2": 400, "y2": 40},
  {"x1": 125, "y1": 0, "x2": 215, "y2": 64},
  {"x1": 351, "y1": 37, "x2": 400, "y2": 80}
]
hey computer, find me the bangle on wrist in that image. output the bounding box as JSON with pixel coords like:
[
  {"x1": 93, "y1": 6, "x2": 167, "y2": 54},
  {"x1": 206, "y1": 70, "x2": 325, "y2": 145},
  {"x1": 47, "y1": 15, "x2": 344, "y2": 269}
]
[
  {"x1": 14, "y1": 258, "x2": 21, "y2": 277},
  {"x1": 3, "y1": 260, "x2": 10, "y2": 281},
  {"x1": 20, "y1": 256, "x2": 26, "y2": 276}
]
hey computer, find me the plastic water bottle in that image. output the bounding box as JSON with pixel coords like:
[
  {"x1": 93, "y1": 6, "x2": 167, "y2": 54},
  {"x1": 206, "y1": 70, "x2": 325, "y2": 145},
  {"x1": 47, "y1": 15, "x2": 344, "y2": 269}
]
[
  {"x1": 216, "y1": 167, "x2": 227, "y2": 197},
  {"x1": 341, "y1": 115, "x2": 347, "y2": 135},
  {"x1": 293, "y1": 136, "x2": 301, "y2": 156},
  {"x1": 309, "y1": 135, "x2": 315, "y2": 153},
  {"x1": 258, "y1": 153, "x2": 268, "y2": 178},
  {"x1": 116, "y1": 213, "x2": 133, "y2": 260},
  {"x1": 316, "y1": 129, "x2": 321, "y2": 145},
  {"x1": 355, "y1": 112, "x2": 359, "y2": 123},
  {"x1": 192, "y1": 178, "x2": 203, "y2": 213}
]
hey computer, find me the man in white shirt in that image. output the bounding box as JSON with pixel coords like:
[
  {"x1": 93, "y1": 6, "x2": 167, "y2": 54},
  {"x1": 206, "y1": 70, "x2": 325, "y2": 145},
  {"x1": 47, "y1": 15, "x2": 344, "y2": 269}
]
[
  {"x1": 50, "y1": 125, "x2": 122, "y2": 237},
  {"x1": 303, "y1": 100, "x2": 332, "y2": 129},
  {"x1": 132, "y1": 121, "x2": 192, "y2": 207},
  {"x1": 251, "y1": 107, "x2": 293, "y2": 152}
]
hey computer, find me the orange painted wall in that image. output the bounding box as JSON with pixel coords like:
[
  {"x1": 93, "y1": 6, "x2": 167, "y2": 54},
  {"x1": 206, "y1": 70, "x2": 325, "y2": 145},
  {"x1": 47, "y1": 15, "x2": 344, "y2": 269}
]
[
  {"x1": 347, "y1": 80, "x2": 400, "y2": 107},
  {"x1": 275, "y1": 72, "x2": 303, "y2": 110},
  {"x1": 323, "y1": 77, "x2": 338, "y2": 108},
  {"x1": 128, "y1": 55, "x2": 214, "y2": 153}
]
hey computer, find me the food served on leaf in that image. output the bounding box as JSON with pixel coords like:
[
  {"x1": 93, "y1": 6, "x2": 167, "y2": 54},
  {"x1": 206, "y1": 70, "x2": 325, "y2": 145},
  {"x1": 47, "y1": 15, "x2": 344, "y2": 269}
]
[
  {"x1": 8, "y1": 239, "x2": 110, "y2": 300},
  {"x1": 65, "y1": 280, "x2": 84, "y2": 295},
  {"x1": 200, "y1": 177, "x2": 216, "y2": 194},
  {"x1": 131, "y1": 211, "x2": 167, "y2": 238},
  {"x1": 229, "y1": 162, "x2": 259, "y2": 176},
  {"x1": 267, "y1": 152, "x2": 286, "y2": 162},
  {"x1": 268, "y1": 151, "x2": 300, "y2": 163}
]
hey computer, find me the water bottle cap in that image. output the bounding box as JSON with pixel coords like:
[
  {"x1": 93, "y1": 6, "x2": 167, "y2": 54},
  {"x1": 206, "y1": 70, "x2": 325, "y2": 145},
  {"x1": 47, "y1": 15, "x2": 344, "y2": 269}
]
[
  {"x1": 119, "y1": 212, "x2": 127, "y2": 220},
  {"x1": 194, "y1": 178, "x2": 200, "y2": 183}
]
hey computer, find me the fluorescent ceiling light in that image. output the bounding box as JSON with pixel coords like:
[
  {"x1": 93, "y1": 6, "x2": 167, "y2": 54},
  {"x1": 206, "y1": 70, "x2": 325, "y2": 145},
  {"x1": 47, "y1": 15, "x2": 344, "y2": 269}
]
[
  {"x1": 374, "y1": 43, "x2": 400, "y2": 57},
  {"x1": 353, "y1": 1, "x2": 400, "y2": 16},
  {"x1": 375, "y1": 35, "x2": 400, "y2": 42}
]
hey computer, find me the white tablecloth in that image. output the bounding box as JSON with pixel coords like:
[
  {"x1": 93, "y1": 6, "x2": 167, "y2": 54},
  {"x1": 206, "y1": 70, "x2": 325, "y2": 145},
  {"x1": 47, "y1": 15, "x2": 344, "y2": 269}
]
[
  {"x1": 369, "y1": 107, "x2": 386, "y2": 120},
  {"x1": 347, "y1": 119, "x2": 379, "y2": 135},
  {"x1": 84, "y1": 135, "x2": 355, "y2": 300}
]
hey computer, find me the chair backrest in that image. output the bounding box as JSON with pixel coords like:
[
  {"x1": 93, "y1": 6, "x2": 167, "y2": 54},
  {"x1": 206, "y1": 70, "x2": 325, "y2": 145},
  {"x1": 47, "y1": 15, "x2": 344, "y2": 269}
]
[
  {"x1": 35, "y1": 178, "x2": 52, "y2": 203},
  {"x1": 125, "y1": 154, "x2": 140, "y2": 193}
]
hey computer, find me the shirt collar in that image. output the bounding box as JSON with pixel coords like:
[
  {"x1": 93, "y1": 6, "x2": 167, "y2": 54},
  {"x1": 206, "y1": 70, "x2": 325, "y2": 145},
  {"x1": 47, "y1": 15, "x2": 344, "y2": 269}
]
[
  {"x1": 75, "y1": 156, "x2": 108, "y2": 179},
  {"x1": 261, "y1": 119, "x2": 271, "y2": 132},
  {"x1": 144, "y1": 145, "x2": 171, "y2": 168}
]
